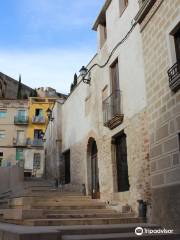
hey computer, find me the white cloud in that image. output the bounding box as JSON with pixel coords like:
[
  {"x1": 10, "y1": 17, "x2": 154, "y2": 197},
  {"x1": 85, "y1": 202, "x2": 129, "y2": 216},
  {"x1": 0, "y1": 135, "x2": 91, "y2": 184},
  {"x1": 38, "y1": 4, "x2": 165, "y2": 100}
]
[
  {"x1": 0, "y1": 48, "x2": 95, "y2": 94},
  {"x1": 19, "y1": 0, "x2": 103, "y2": 31}
]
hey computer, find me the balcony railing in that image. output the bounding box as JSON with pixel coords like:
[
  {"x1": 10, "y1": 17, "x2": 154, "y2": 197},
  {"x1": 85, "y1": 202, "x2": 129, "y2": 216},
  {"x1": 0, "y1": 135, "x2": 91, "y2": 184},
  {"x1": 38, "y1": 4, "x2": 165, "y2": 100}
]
[
  {"x1": 103, "y1": 90, "x2": 124, "y2": 130},
  {"x1": 27, "y1": 139, "x2": 44, "y2": 147},
  {"x1": 13, "y1": 138, "x2": 28, "y2": 147},
  {"x1": 167, "y1": 61, "x2": 180, "y2": 92},
  {"x1": 32, "y1": 116, "x2": 46, "y2": 124},
  {"x1": 14, "y1": 116, "x2": 28, "y2": 125}
]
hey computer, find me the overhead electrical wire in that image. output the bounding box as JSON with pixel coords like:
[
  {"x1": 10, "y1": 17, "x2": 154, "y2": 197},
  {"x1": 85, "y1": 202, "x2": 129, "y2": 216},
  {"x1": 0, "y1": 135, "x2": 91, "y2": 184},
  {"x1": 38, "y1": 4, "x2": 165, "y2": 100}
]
[{"x1": 75, "y1": 20, "x2": 137, "y2": 89}]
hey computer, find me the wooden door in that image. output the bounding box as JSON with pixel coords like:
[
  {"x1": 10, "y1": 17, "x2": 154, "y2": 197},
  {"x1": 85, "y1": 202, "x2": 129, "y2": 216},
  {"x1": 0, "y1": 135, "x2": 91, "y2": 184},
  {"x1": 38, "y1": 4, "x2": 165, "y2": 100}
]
[
  {"x1": 174, "y1": 27, "x2": 180, "y2": 61},
  {"x1": 111, "y1": 60, "x2": 119, "y2": 93},
  {"x1": 64, "y1": 150, "x2": 70, "y2": 184},
  {"x1": 110, "y1": 60, "x2": 120, "y2": 117},
  {"x1": 91, "y1": 141, "x2": 100, "y2": 199},
  {"x1": 116, "y1": 133, "x2": 130, "y2": 192}
]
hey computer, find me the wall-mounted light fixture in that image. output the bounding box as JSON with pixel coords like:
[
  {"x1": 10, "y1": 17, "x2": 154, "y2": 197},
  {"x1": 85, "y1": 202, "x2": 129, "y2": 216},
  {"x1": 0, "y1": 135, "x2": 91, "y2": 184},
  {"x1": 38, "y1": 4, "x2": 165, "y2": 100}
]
[
  {"x1": 78, "y1": 21, "x2": 137, "y2": 87},
  {"x1": 79, "y1": 66, "x2": 91, "y2": 84},
  {"x1": 46, "y1": 108, "x2": 54, "y2": 121}
]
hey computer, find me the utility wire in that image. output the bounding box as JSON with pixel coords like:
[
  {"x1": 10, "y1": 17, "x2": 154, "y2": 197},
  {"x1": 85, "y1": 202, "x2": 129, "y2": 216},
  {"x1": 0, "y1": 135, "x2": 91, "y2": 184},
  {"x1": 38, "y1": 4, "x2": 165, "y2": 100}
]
[{"x1": 75, "y1": 20, "x2": 137, "y2": 89}]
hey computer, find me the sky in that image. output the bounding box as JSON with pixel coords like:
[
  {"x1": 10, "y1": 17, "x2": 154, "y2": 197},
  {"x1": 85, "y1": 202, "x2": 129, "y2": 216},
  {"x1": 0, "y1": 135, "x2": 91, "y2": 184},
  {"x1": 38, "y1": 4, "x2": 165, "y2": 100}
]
[{"x1": 0, "y1": 0, "x2": 105, "y2": 94}]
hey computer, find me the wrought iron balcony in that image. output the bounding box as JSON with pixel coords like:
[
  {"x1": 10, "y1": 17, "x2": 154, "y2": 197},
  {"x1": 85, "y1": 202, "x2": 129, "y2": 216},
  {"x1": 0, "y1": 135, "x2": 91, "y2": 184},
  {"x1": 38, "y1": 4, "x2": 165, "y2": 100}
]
[
  {"x1": 14, "y1": 116, "x2": 28, "y2": 125},
  {"x1": 13, "y1": 138, "x2": 28, "y2": 147},
  {"x1": 167, "y1": 61, "x2": 180, "y2": 92},
  {"x1": 103, "y1": 90, "x2": 124, "y2": 130},
  {"x1": 27, "y1": 138, "x2": 44, "y2": 147},
  {"x1": 32, "y1": 116, "x2": 46, "y2": 124}
]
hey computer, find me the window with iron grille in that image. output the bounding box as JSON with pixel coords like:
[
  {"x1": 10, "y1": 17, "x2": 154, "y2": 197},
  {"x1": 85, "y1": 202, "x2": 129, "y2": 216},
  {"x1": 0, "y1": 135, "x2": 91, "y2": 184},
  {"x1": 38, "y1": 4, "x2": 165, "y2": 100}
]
[{"x1": 33, "y1": 153, "x2": 41, "y2": 169}]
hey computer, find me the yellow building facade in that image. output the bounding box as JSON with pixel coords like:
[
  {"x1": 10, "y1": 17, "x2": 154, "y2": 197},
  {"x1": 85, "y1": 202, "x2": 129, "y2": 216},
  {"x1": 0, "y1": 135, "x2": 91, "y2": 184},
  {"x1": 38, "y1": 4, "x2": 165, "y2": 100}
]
[
  {"x1": 23, "y1": 97, "x2": 56, "y2": 177},
  {"x1": 27, "y1": 97, "x2": 56, "y2": 141}
]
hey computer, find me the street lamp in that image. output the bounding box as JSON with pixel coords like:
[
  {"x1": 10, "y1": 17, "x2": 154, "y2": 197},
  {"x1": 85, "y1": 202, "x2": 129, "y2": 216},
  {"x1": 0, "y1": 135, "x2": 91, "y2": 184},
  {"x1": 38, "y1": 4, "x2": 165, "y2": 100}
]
[
  {"x1": 46, "y1": 108, "x2": 54, "y2": 121},
  {"x1": 79, "y1": 66, "x2": 91, "y2": 84}
]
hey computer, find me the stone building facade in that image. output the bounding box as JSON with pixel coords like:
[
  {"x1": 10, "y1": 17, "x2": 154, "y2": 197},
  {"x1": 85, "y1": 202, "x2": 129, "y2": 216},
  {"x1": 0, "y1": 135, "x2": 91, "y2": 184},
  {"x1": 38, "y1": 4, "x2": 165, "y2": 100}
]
[
  {"x1": 45, "y1": 0, "x2": 151, "y2": 216},
  {"x1": 0, "y1": 100, "x2": 29, "y2": 167},
  {"x1": 44, "y1": 100, "x2": 64, "y2": 180},
  {"x1": 135, "y1": 0, "x2": 180, "y2": 229}
]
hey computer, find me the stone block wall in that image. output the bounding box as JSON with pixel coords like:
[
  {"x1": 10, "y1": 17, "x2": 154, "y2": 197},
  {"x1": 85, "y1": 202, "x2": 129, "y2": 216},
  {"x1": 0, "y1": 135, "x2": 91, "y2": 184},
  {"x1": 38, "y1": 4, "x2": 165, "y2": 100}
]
[
  {"x1": 66, "y1": 109, "x2": 150, "y2": 216},
  {"x1": 139, "y1": 0, "x2": 180, "y2": 229}
]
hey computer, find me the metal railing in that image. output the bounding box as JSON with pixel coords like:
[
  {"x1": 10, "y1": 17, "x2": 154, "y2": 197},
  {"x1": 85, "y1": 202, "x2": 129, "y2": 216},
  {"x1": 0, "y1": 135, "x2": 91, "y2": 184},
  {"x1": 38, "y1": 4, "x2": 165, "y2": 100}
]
[
  {"x1": 167, "y1": 61, "x2": 180, "y2": 92},
  {"x1": 27, "y1": 139, "x2": 44, "y2": 147},
  {"x1": 14, "y1": 116, "x2": 28, "y2": 124},
  {"x1": 32, "y1": 116, "x2": 46, "y2": 124},
  {"x1": 103, "y1": 90, "x2": 123, "y2": 125}
]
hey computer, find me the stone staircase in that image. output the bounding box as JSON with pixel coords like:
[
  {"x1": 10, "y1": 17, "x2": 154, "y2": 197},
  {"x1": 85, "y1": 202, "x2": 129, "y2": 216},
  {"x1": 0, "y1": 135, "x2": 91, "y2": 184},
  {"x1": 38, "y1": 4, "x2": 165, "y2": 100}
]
[
  {"x1": 0, "y1": 194, "x2": 143, "y2": 226},
  {"x1": 0, "y1": 179, "x2": 179, "y2": 239}
]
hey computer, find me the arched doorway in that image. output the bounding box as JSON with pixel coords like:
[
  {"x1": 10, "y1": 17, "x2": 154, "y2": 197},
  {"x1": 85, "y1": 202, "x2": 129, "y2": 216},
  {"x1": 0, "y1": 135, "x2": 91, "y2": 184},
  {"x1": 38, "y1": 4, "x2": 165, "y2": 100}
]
[{"x1": 87, "y1": 138, "x2": 100, "y2": 199}]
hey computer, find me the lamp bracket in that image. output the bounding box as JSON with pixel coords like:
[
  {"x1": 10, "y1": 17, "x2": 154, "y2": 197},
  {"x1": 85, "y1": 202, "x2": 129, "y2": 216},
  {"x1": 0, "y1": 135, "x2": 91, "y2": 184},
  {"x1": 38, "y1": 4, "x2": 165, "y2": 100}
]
[{"x1": 83, "y1": 77, "x2": 91, "y2": 84}]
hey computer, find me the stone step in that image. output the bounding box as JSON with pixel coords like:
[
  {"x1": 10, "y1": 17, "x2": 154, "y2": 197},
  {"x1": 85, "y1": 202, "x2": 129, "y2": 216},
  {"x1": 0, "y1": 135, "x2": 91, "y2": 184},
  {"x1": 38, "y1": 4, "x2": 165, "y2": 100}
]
[
  {"x1": 0, "y1": 209, "x2": 120, "y2": 220},
  {"x1": 0, "y1": 223, "x2": 167, "y2": 240},
  {"x1": 22, "y1": 191, "x2": 84, "y2": 197},
  {"x1": 28, "y1": 196, "x2": 88, "y2": 200},
  {"x1": 53, "y1": 223, "x2": 160, "y2": 236},
  {"x1": 8, "y1": 197, "x2": 96, "y2": 206},
  {"x1": 62, "y1": 232, "x2": 180, "y2": 240},
  {"x1": 32, "y1": 201, "x2": 105, "y2": 206},
  {"x1": 44, "y1": 209, "x2": 117, "y2": 215},
  {"x1": 30, "y1": 205, "x2": 106, "y2": 210},
  {"x1": 46, "y1": 213, "x2": 134, "y2": 219},
  {"x1": 23, "y1": 217, "x2": 144, "y2": 226},
  {"x1": 3, "y1": 222, "x2": 178, "y2": 240}
]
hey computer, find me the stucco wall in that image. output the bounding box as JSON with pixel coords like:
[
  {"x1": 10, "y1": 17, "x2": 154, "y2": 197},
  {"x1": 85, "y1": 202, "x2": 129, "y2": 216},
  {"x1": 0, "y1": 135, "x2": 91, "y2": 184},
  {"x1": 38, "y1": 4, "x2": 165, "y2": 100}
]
[
  {"x1": 0, "y1": 100, "x2": 28, "y2": 166},
  {"x1": 0, "y1": 166, "x2": 24, "y2": 194},
  {"x1": 59, "y1": 0, "x2": 150, "y2": 213},
  {"x1": 44, "y1": 101, "x2": 63, "y2": 179},
  {"x1": 24, "y1": 149, "x2": 44, "y2": 177}
]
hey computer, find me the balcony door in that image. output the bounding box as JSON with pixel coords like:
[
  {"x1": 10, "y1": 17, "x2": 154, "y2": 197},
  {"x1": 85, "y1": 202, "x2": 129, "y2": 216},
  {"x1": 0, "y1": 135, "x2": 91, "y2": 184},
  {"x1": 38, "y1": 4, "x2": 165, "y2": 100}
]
[
  {"x1": 17, "y1": 130, "x2": 24, "y2": 144},
  {"x1": 111, "y1": 59, "x2": 119, "y2": 93},
  {"x1": 174, "y1": 26, "x2": 180, "y2": 61},
  {"x1": 35, "y1": 109, "x2": 43, "y2": 117},
  {"x1": 110, "y1": 59, "x2": 120, "y2": 116},
  {"x1": 34, "y1": 129, "x2": 43, "y2": 139},
  {"x1": 18, "y1": 110, "x2": 26, "y2": 120},
  {"x1": 91, "y1": 140, "x2": 100, "y2": 199}
]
